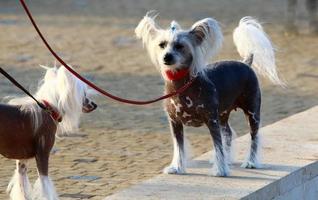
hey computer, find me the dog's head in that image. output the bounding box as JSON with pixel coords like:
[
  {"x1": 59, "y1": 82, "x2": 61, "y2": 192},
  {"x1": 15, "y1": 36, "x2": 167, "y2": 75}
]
[
  {"x1": 135, "y1": 11, "x2": 223, "y2": 80},
  {"x1": 82, "y1": 91, "x2": 97, "y2": 113},
  {"x1": 55, "y1": 67, "x2": 97, "y2": 114},
  {"x1": 37, "y1": 66, "x2": 97, "y2": 134}
]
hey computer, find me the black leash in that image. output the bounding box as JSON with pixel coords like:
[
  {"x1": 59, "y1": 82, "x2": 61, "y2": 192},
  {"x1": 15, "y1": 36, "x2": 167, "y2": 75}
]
[{"x1": 0, "y1": 67, "x2": 47, "y2": 110}]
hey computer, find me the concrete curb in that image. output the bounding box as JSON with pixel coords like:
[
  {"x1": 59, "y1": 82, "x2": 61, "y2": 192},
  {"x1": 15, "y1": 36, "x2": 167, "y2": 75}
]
[{"x1": 105, "y1": 106, "x2": 318, "y2": 200}]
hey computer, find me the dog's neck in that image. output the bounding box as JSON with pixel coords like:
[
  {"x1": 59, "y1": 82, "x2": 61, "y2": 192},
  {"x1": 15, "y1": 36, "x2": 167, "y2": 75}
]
[
  {"x1": 165, "y1": 68, "x2": 190, "y2": 81},
  {"x1": 42, "y1": 100, "x2": 62, "y2": 122},
  {"x1": 164, "y1": 73, "x2": 192, "y2": 93},
  {"x1": 164, "y1": 67, "x2": 192, "y2": 91}
]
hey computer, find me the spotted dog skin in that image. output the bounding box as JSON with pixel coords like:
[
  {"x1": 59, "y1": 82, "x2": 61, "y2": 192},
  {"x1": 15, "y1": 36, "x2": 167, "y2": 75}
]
[
  {"x1": 166, "y1": 61, "x2": 260, "y2": 128},
  {"x1": 164, "y1": 61, "x2": 261, "y2": 175}
]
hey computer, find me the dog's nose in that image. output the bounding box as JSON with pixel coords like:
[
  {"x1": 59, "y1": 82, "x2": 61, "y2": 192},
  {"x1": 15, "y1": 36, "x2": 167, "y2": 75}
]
[
  {"x1": 92, "y1": 102, "x2": 97, "y2": 110},
  {"x1": 163, "y1": 53, "x2": 175, "y2": 65}
]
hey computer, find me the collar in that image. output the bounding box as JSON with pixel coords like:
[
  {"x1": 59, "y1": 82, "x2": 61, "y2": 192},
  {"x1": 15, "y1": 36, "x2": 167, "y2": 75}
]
[
  {"x1": 165, "y1": 68, "x2": 190, "y2": 81},
  {"x1": 42, "y1": 100, "x2": 62, "y2": 122}
]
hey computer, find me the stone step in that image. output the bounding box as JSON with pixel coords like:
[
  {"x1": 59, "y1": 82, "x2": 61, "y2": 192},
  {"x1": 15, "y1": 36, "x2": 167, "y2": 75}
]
[{"x1": 104, "y1": 106, "x2": 318, "y2": 200}]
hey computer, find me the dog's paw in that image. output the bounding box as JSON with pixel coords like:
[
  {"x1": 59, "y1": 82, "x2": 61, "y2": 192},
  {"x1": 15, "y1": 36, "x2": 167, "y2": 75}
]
[
  {"x1": 163, "y1": 165, "x2": 185, "y2": 174},
  {"x1": 226, "y1": 157, "x2": 234, "y2": 165},
  {"x1": 241, "y1": 161, "x2": 261, "y2": 169},
  {"x1": 210, "y1": 154, "x2": 233, "y2": 165},
  {"x1": 210, "y1": 164, "x2": 230, "y2": 177},
  {"x1": 225, "y1": 151, "x2": 235, "y2": 165}
]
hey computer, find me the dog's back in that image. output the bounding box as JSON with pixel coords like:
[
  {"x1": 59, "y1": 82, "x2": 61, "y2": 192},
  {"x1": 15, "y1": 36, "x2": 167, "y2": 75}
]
[
  {"x1": 0, "y1": 103, "x2": 58, "y2": 159},
  {"x1": 205, "y1": 61, "x2": 260, "y2": 112},
  {"x1": 0, "y1": 103, "x2": 36, "y2": 159}
]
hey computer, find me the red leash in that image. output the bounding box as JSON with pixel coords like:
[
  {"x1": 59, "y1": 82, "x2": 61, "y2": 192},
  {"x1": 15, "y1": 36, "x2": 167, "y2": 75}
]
[{"x1": 18, "y1": 0, "x2": 195, "y2": 105}]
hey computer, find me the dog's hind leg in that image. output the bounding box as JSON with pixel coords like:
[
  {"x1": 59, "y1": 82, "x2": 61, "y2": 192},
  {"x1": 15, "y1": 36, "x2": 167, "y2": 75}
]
[
  {"x1": 241, "y1": 108, "x2": 262, "y2": 169},
  {"x1": 164, "y1": 120, "x2": 186, "y2": 174},
  {"x1": 7, "y1": 160, "x2": 32, "y2": 200},
  {"x1": 220, "y1": 113, "x2": 236, "y2": 165},
  {"x1": 32, "y1": 136, "x2": 59, "y2": 200}
]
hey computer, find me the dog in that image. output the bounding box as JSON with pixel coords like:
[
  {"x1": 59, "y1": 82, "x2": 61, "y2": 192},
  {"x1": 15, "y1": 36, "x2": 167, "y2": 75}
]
[
  {"x1": 135, "y1": 12, "x2": 283, "y2": 176},
  {"x1": 0, "y1": 66, "x2": 97, "y2": 200}
]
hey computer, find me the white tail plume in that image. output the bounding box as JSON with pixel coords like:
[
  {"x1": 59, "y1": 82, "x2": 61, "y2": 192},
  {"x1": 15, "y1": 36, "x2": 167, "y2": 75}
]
[{"x1": 233, "y1": 16, "x2": 284, "y2": 86}]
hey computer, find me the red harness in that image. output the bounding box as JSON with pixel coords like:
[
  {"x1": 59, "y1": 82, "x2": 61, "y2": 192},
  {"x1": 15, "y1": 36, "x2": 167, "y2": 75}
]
[
  {"x1": 42, "y1": 100, "x2": 62, "y2": 122},
  {"x1": 165, "y1": 68, "x2": 190, "y2": 81}
]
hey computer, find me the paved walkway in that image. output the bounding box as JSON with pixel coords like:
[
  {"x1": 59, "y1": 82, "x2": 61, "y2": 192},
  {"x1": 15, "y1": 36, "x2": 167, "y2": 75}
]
[
  {"x1": 105, "y1": 106, "x2": 318, "y2": 200},
  {"x1": 1, "y1": 3, "x2": 318, "y2": 198},
  {"x1": 0, "y1": 127, "x2": 213, "y2": 200}
]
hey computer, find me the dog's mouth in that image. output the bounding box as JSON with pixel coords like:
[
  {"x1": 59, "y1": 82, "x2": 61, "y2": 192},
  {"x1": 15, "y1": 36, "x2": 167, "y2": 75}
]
[
  {"x1": 165, "y1": 67, "x2": 190, "y2": 81},
  {"x1": 82, "y1": 102, "x2": 97, "y2": 113}
]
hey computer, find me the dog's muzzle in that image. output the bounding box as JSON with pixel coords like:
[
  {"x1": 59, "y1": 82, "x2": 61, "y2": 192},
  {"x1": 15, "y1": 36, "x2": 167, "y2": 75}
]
[{"x1": 163, "y1": 53, "x2": 176, "y2": 65}]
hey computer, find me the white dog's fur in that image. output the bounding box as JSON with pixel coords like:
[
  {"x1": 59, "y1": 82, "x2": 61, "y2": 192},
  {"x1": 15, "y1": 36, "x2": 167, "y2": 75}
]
[
  {"x1": 135, "y1": 11, "x2": 223, "y2": 80},
  {"x1": 136, "y1": 12, "x2": 282, "y2": 86},
  {"x1": 163, "y1": 122, "x2": 186, "y2": 174},
  {"x1": 8, "y1": 66, "x2": 91, "y2": 135},
  {"x1": 233, "y1": 17, "x2": 284, "y2": 86},
  {"x1": 32, "y1": 176, "x2": 58, "y2": 200},
  {"x1": 7, "y1": 161, "x2": 32, "y2": 200},
  {"x1": 241, "y1": 134, "x2": 262, "y2": 169}
]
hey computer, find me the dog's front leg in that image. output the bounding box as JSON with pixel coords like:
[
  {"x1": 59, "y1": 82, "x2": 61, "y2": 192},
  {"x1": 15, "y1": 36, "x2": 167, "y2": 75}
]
[
  {"x1": 164, "y1": 119, "x2": 185, "y2": 174},
  {"x1": 207, "y1": 118, "x2": 230, "y2": 177}
]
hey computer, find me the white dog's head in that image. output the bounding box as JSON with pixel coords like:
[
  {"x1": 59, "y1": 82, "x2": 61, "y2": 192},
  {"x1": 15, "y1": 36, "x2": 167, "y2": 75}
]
[
  {"x1": 36, "y1": 66, "x2": 97, "y2": 134},
  {"x1": 135, "y1": 11, "x2": 223, "y2": 80},
  {"x1": 8, "y1": 65, "x2": 97, "y2": 135}
]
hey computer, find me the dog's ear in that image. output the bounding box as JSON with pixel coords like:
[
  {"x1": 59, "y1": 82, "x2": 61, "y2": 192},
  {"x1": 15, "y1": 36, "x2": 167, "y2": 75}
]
[
  {"x1": 40, "y1": 65, "x2": 58, "y2": 82},
  {"x1": 56, "y1": 66, "x2": 76, "y2": 89},
  {"x1": 189, "y1": 18, "x2": 223, "y2": 59},
  {"x1": 135, "y1": 11, "x2": 160, "y2": 45},
  {"x1": 189, "y1": 18, "x2": 223, "y2": 46},
  {"x1": 170, "y1": 20, "x2": 181, "y2": 33}
]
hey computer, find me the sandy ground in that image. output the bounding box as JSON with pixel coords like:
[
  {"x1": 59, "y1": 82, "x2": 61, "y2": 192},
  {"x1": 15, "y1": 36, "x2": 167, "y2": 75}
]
[{"x1": 0, "y1": 0, "x2": 317, "y2": 199}]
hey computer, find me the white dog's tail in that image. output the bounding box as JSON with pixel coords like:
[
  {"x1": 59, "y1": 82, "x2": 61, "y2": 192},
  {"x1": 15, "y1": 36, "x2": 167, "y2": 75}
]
[{"x1": 233, "y1": 17, "x2": 284, "y2": 86}]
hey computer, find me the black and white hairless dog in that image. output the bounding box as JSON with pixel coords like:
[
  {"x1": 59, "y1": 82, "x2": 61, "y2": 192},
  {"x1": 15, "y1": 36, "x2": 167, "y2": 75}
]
[{"x1": 135, "y1": 12, "x2": 283, "y2": 176}]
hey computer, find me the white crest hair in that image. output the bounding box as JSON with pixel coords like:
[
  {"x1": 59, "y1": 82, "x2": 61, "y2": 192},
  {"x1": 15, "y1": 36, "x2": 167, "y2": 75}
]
[
  {"x1": 189, "y1": 18, "x2": 223, "y2": 77},
  {"x1": 170, "y1": 20, "x2": 181, "y2": 33},
  {"x1": 233, "y1": 16, "x2": 284, "y2": 86},
  {"x1": 135, "y1": 11, "x2": 159, "y2": 45},
  {"x1": 135, "y1": 12, "x2": 223, "y2": 79},
  {"x1": 8, "y1": 65, "x2": 88, "y2": 135},
  {"x1": 135, "y1": 11, "x2": 163, "y2": 68}
]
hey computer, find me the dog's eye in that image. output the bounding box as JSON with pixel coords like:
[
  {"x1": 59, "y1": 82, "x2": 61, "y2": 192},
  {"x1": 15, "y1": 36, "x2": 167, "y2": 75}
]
[
  {"x1": 159, "y1": 41, "x2": 167, "y2": 49},
  {"x1": 174, "y1": 43, "x2": 184, "y2": 50}
]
